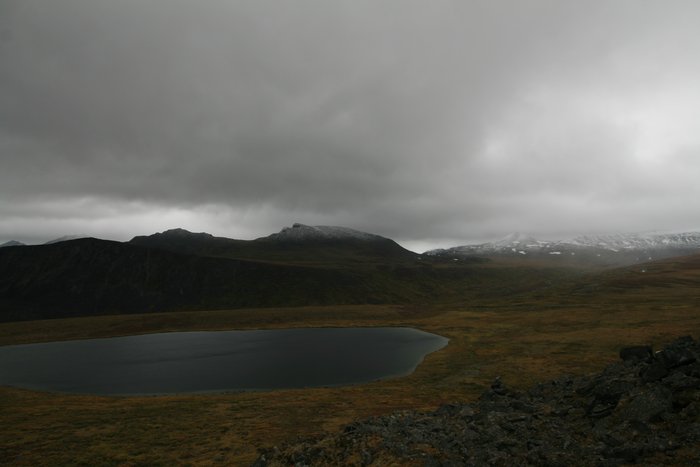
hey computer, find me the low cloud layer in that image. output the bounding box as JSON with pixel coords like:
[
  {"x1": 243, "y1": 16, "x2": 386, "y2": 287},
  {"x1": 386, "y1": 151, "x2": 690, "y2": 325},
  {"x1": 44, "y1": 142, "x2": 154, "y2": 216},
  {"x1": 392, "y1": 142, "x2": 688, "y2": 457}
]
[{"x1": 2, "y1": 1, "x2": 700, "y2": 251}]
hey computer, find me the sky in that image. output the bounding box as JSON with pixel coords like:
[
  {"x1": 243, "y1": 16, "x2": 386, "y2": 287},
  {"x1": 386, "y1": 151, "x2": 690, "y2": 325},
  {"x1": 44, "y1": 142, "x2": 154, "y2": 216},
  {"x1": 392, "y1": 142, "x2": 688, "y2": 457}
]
[{"x1": 2, "y1": 0, "x2": 700, "y2": 252}]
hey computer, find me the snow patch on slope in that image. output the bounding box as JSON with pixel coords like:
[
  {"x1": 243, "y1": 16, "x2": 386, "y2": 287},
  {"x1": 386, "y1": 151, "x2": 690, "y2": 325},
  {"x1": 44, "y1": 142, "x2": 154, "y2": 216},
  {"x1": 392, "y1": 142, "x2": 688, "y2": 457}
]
[
  {"x1": 570, "y1": 232, "x2": 700, "y2": 250},
  {"x1": 425, "y1": 231, "x2": 700, "y2": 258}
]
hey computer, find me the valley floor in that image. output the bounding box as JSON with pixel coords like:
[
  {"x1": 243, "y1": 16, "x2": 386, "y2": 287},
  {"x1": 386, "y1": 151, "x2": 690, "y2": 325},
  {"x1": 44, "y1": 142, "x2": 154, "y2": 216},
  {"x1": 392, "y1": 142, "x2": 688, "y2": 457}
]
[{"x1": 2, "y1": 284, "x2": 700, "y2": 465}]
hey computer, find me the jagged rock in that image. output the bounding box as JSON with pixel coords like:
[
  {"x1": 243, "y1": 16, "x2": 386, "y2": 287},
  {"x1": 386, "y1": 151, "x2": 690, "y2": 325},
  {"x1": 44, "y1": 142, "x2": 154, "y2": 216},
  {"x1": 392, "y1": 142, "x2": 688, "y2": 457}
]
[
  {"x1": 255, "y1": 336, "x2": 700, "y2": 466},
  {"x1": 613, "y1": 386, "x2": 673, "y2": 422}
]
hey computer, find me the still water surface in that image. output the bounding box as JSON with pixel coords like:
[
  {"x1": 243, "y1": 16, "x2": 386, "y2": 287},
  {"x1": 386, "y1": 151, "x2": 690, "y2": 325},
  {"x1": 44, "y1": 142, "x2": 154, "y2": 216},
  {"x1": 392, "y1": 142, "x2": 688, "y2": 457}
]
[{"x1": 0, "y1": 327, "x2": 447, "y2": 395}]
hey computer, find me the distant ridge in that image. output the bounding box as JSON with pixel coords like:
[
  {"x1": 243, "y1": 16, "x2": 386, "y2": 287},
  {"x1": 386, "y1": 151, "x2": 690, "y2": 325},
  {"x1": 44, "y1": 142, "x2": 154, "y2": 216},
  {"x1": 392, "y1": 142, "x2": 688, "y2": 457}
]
[
  {"x1": 129, "y1": 228, "x2": 247, "y2": 258},
  {"x1": 0, "y1": 233, "x2": 439, "y2": 321},
  {"x1": 44, "y1": 234, "x2": 90, "y2": 244},
  {"x1": 147, "y1": 227, "x2": 214, "y2": 239},
  {"x1": 3, "y1": 224, "x2": 700, "y2": 322},
  {"x1": 261, "y1": 223, "x2": 386, "y2": 242},
  {"x1": 0, "y1": 240, "x2": 24, "y2": 248},
  {"x1": 426, "y1": 231, "x2": 700, "y2": 266},
  {"x1": 569, "y1": 232, "x2": 700, "y2": 250},
  {"x1": 130, "y1": 224, "x2": 417, "y2": 263}
]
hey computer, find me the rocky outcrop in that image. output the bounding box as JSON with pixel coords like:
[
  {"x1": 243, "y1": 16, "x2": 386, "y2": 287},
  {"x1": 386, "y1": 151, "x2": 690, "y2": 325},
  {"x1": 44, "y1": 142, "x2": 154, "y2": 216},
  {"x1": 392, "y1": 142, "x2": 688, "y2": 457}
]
[{"x1": 254, "y1": 336, "x2": 700, "y2": 466}]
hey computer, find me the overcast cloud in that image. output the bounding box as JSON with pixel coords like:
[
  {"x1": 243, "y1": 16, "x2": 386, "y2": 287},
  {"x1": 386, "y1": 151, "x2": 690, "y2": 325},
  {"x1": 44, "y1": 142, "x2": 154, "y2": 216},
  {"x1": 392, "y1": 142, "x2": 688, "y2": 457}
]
[{"x1": 2, "y1": 0, "x2": 700, "y2": 251}]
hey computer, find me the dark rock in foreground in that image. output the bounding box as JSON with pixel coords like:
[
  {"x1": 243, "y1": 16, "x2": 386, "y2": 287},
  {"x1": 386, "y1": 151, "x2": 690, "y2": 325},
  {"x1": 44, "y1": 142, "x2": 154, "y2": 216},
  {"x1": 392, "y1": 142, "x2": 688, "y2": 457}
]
[{"x1": 254, "y1": 336, "x2": 700, "y2": 466}]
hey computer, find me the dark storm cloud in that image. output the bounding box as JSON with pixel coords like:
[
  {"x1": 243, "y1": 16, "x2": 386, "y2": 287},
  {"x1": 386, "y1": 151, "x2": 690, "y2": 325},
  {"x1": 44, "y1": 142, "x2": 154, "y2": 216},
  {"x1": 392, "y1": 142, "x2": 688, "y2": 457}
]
[{"x1": 2, "y1": 1, "x2": 700, "y2": 249}]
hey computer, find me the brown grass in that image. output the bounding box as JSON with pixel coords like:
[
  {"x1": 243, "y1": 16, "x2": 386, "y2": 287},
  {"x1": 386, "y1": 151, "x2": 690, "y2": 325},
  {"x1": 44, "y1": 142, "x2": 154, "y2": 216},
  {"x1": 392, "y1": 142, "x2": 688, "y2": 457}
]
[{"x1": 2, "y1": 269, "x2": 700, "y2": 465}]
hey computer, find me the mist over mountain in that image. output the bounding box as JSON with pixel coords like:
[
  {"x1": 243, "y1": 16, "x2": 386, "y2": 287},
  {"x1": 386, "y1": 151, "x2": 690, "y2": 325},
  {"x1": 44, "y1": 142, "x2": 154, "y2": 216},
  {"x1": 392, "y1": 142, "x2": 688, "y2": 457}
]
[
  {"x1": 0, "y1": 240, "x2": 25, "y2": 248},
  {"x1": 3, "y1": 223, "x2": 700, "y2": 322},
  {"x1": 427, "y1": 231, "x2": 700, "y2": 267}
]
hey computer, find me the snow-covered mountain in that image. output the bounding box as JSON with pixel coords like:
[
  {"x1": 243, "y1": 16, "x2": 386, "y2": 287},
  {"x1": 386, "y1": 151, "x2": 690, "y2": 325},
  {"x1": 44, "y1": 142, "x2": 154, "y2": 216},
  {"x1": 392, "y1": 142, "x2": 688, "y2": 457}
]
[
  {"x1": 429, "y1": 232, "x2": 555, "y2": 256},
  {"x1": 426, "y1": 232, "x2": 700, "y2": 266},
  {"x1": 262, "y1": 223, "x2": 386, "y2": 242},
  {"x1": 569, "y1": 232, "x2": 700, "y2": 251},
  {"x1": 426, "y1": 232, "x2": 563, "y2": 257}
]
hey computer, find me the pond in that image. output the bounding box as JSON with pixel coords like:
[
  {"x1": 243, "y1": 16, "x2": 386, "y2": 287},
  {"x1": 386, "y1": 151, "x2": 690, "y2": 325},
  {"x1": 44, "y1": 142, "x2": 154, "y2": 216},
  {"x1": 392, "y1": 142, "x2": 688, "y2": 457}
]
[{"x1": 0, "y1": 327, "x2": 447, "y2": 395}]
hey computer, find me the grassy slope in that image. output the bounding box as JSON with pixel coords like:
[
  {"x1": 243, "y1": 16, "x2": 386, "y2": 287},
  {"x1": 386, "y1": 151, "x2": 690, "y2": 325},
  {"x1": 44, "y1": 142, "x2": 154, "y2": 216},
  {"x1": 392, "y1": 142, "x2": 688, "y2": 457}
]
[{"x1": 1, "y1": 255, "x2": 700, "y2": 465}]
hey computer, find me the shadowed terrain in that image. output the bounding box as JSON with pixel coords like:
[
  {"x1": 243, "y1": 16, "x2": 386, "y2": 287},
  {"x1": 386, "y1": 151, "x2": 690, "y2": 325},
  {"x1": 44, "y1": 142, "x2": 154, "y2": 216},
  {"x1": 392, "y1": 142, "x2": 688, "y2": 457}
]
[{"x1": 0, "y1": 229, "x2": 588, "y2": 322}]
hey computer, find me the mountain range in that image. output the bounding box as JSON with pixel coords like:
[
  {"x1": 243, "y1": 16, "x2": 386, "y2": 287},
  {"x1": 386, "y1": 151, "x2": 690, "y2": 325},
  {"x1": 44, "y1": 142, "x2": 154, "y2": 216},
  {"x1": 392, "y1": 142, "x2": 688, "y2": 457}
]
[
  {"x1": 2, "y1": 224, "x2": 700, "y2": 321},
  {"x1": 129, "y1": 223, "x2": 416, "y2": 265},
  {"x1": 0, "y1": 224, "x2": 432, "y2": 321},
  {"x1": 426, "y1": 231, "x2": 700, "y2": 266}
]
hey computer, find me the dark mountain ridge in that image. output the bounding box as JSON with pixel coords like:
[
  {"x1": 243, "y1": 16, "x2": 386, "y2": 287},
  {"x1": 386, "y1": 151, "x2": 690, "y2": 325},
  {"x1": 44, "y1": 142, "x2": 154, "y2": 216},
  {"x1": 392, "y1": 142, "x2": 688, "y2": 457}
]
[
  {"x1": 0, "y1": 223, "x2": 468, "y2": 321},
  {"x1": 130, "y1": 224, "x2": 417, "y2": 264},
  {"x1": 3, "y1": 225, "x2": 700, "y2": 322},
  {"x1": 0, "y1": 240, "x2": 24, "y2": 248},
  {"x1": 129, "y1": 228, "x2": 249, "y2": 259}
]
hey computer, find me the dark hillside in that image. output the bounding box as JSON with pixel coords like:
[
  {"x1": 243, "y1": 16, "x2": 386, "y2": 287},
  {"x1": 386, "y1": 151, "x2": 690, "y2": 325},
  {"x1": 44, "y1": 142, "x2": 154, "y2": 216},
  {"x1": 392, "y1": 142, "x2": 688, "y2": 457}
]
[
  {"x1": 0, "y1": 238, "x2": 587, "y2": 321},
  {"x1": 0, "y1": 239, "x2": 391, "y2": 321},
  {"x1": 568, "y1": 252, "x2": 700, "y2": 297}
]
